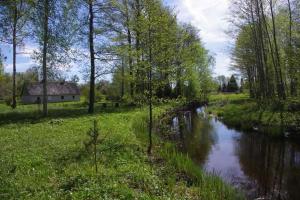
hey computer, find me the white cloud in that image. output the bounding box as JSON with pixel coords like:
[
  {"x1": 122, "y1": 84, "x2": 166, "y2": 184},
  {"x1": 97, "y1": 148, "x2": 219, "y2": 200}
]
[
  {"x1": 214, "y1": 53, "x2": 231, "y2": 76},
  {"x1": 5, "y1": 61, "x2": 35, "y2": 73},
  {"x1": 17, "y1": 45, "x2": 38, "y2": 59},
  {"x1": 166, "y1": 0, "x2": 233, "y2": 76}
]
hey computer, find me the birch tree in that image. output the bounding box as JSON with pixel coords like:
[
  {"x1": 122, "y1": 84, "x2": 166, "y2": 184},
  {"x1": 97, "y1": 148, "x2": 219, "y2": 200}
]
[{"x1": 0, "y1": 0, "x2": 32, "y2": 108}]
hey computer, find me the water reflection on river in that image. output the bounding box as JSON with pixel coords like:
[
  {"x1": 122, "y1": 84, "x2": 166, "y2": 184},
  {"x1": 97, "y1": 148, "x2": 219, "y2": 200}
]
[{"x1": 170, "y1": 108, "x2": 300, "y2": 200}]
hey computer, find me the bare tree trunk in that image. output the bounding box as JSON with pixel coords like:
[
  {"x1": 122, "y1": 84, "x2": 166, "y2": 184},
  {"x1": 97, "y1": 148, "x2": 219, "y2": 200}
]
[
  {"x1": 176, "y1": 63, "x2": 182, "y2": 97},
  {"x1": 287, "y1": 0, "x2": 297, "y2": 96},
  {"x1": 134, "y1": 0, "x2": 143, "y2": 94},
  {"x1": 261, "y1": 3, "x2": 280, "y2": 98},
  {"x1": 124, "y1": 0, "x2": 134, "y2": 98},
  {"x1": 128, "y1": 33, "x2": 134, "y2": 98},
  {"x1": 147, "y1": 67, "x2": 153, "y2": 155},
  {"x1": 42, "y1": 0, "x2": 49, "y2": 117},
  {"x1": 249, "y1": 0, "x2": 260, "y2": 99},
  {"x1": 287, "y1": 0, "x2": 292, "y2": 49},
  {"x1": 147, "y1": 23, "x2": 153, "y2": 155},
  {"x1": 88, "y1": 0, "x2": 95, "y2": 114},
  {"x1": 147, "y1": 59, "x2": 153, "y2": 155},
  {"x1": 121, "y1": 57, "x2": 125, "y2": 98},
  {"x1": 270, "y1": 0, "x2": 286, "y2": 100},
  {"x1": 250, "y1": 0, "x2": 264, "y2": 99},
  {"x1": 255, "y1": 0, "x2": 268, "y2": 99},
  {"x1": 12, "y1": 4, "x2": 17, "y2": 109}
]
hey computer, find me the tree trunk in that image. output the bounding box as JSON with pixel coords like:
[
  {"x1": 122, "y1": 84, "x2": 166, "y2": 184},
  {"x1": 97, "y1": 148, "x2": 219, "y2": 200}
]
[
  {"x1": 121, "y1": 57, "x2": 125, "y2": 98},
  {"x1": 176, "y1": 64, "x2": 182, "y2": 97},
  {"x1": 134, "y1": 0, "x2": 143, "y2": 94},
  {"x1": 261, "y1": 4, "x2": 279, "y2": 98},
  {"x1": 255, "y1": 0, "x2": 268, "y2": 99},
  {"x1": 124, "y1": 0, "x2": 134, "y2": 98},
  {"x1": 147, "y1": 66, "x2": 153, "y2": 155},
  {"x1": 147, "y1": 23, "x2": 153, "y2": 155},
  {"x1": 287, "y1": 0, "x2": 297, "y2": 96},
  {"x1": 270, "y1": 0, "x2": 286, "y2": 100},
  {"x1": 88, "y1": 0, "x2": 95, "y2": 114},
  {"x1": 12, "y1": 4, "x2": 17, "y2": 109},
  {"x1": 42, "y1": 0, "x2": 49, "y2": 117}
]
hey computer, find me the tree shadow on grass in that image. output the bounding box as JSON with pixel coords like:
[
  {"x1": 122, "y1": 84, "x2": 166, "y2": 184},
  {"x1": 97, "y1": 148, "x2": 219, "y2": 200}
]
[{"x1": 0, "y1": 103, "x2": 137, "y2": 126}]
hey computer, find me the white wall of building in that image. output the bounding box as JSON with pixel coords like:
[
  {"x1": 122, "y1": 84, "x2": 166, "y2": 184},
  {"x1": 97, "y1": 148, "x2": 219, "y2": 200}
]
[{"x1": 21, "y1": 95, "x2": 80, "y2": 104}]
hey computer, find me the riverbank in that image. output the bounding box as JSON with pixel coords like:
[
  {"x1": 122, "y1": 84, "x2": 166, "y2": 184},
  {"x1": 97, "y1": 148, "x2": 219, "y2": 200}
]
[
  {"x1": 0, "y1": 102, "x2": 242, "y2": 199},
  {"x1": 207, "y1": 93, "x2": 300, "y2": 137}
]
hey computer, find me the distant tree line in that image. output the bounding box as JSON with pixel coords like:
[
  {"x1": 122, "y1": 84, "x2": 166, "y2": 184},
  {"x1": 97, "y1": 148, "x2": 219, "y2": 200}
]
[
  {"x1": 230, "y1": 0, "x2": 300, "y2": 101},
  {"x1": 216, "y1": 75, "x2": 240, "y2": 93}
]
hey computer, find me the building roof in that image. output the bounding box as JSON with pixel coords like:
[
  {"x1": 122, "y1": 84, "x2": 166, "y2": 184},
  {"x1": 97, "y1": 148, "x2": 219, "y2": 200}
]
[{"x1": 22, "y1": 82, "x2": 80, "y2": 96}]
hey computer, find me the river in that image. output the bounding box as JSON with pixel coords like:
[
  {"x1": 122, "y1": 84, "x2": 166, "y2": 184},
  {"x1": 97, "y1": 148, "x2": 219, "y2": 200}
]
[{"x1": 170, "y1": 107, "x2": 300, "y2": 200}]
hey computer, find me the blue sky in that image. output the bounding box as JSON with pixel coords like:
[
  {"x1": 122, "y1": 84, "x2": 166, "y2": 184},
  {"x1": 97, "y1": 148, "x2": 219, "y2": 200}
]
[{"x1": 1, "y1": 0, "x2": 232, "y2": 78}]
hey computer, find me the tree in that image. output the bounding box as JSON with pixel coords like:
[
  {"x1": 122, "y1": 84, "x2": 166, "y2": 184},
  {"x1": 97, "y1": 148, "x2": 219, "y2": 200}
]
[
  {"x1": 88, "y1": 0, "x2": 96, "y2": 114},
  {"x1": 84, "y1": 120, "x2": 100, "y2": 173},
  {"x1": 230, "y1": 0, "x2": 300, "y2": 100},
  {"x1": 227, "y1": 75, "x2": 239, "y2": 92},
  {"x1": 84, "y1": 0, "x2": 214, "y2": 154},
  {"x1": 0, "y1": 0, "x2": 32, "y2": 108},
  {"x1": 70, "y1": 75, "x2": 80, "y2": 83},
  {"x1": 76, "y1": 0, "x2": 117, "y2": 113},
  {"x1": 31, "y1": 0, "x2": 79, "y2": 116},
  {"x1": 0, "y1": 50, "x2": 4, "y2": 77}
]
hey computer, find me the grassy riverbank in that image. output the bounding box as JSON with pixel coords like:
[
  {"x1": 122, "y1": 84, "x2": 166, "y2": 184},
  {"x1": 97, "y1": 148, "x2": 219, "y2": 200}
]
[
  {"x1": 207, "y1": 93, "x2": 300, "y2": 136},
  {"x1": 0, "y1": 102, "x2": 242, "y2": 199}
]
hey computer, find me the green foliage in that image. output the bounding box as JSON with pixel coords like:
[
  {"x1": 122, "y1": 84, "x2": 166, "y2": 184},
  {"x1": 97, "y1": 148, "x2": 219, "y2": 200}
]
[
  {"x1": 0, "y1": 68, "x2": 39, "y2": 101},
  {"x1": 31, "y1": 0, "x2": 79, "y2": 75},
  {"x1": 230, "y1": 0, "x2": 300, "y2": 100},
  {"x1": 208, "y1": 93, "x2": 300, "y2": 136},
  {"x1": 227, "y1": 75, "x2": 239, "y2": 92},
  {"x1": 0, "y1": 73, "x2": 11, "y2": 100},
  {"x1": 97, "y1": 0, "x2": 214, "y2": 102}
]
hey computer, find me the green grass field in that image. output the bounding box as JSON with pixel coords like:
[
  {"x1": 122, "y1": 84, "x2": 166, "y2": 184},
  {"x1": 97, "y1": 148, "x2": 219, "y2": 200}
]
[
  {"x1": 208, "y1": 93, "x2": 300, "y2": 136},
  {"x1": 0, "y1": 101, "x2": 242, "y2": 200}
]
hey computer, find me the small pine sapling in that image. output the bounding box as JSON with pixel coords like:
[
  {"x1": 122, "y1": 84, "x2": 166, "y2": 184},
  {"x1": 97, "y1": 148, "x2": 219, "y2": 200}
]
[{"x1": 84, "y1": 120, "x2": 100, "y2": 173}]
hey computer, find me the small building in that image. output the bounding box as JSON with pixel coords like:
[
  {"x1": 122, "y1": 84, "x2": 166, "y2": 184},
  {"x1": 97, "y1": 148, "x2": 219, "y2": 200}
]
[{"x1": 21, "y1": 82, "x2": 80, "y2": 104}]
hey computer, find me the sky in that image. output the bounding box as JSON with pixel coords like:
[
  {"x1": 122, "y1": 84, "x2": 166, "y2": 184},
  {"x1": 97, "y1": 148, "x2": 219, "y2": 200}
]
[
  {"x1": 1, "y1": 0, "x2": 233, "y2": 79},
  {"x1": 164, "y1": 0, "x2": 233, "y2": 76}
]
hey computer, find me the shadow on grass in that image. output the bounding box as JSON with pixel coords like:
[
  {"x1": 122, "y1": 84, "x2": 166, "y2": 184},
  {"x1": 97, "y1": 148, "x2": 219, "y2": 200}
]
[{"x1": 0, "y1": 103, "x2": 137, "y2": 126}]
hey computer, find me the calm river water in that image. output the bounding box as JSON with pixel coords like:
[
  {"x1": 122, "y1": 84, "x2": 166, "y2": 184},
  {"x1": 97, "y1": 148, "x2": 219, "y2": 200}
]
[{"x1": 170, "y1": 108, "x2": 300, "y2": 200}]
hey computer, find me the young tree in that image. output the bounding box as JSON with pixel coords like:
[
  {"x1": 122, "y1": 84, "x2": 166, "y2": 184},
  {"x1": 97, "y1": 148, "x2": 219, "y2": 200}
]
[
  {"x1": 0, "y1": 0, "x2": 31, "y2": 108},
  {"x1": 85, "y1": 120, "x2": 100, "y2": 173}
]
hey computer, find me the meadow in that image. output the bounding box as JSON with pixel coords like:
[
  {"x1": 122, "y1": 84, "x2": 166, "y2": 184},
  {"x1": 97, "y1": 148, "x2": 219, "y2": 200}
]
[
  {"x1": 0, "y1": 101, "x2": 243, "y2": 200},
  {"x1": 208, "y1": 93, "x2": 300, "y2": 136}
]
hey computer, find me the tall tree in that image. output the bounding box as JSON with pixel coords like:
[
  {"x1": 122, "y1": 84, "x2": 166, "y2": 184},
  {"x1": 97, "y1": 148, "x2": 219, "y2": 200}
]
[
  {"x1": 230, "y1": 0, "x2": 300, "y2": 101},
  {"x1": 88, "y1": 0, "x2": 96, "y2": 114},
  {"x1": 41, "y1": 0, "x2": 49, "y2": 116},
  {"x1": 0, "y1": 50, "x2": 4, "y2": 77},
  {"x1": 31, "y1": 0, "x2": 79, "y2": 116},
  {"x1": 286, "y1": 0, "x2": 297, "y2": 96},
  {"x1": 0, "y1": 0, "x2": 31, "y2": 108}
]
